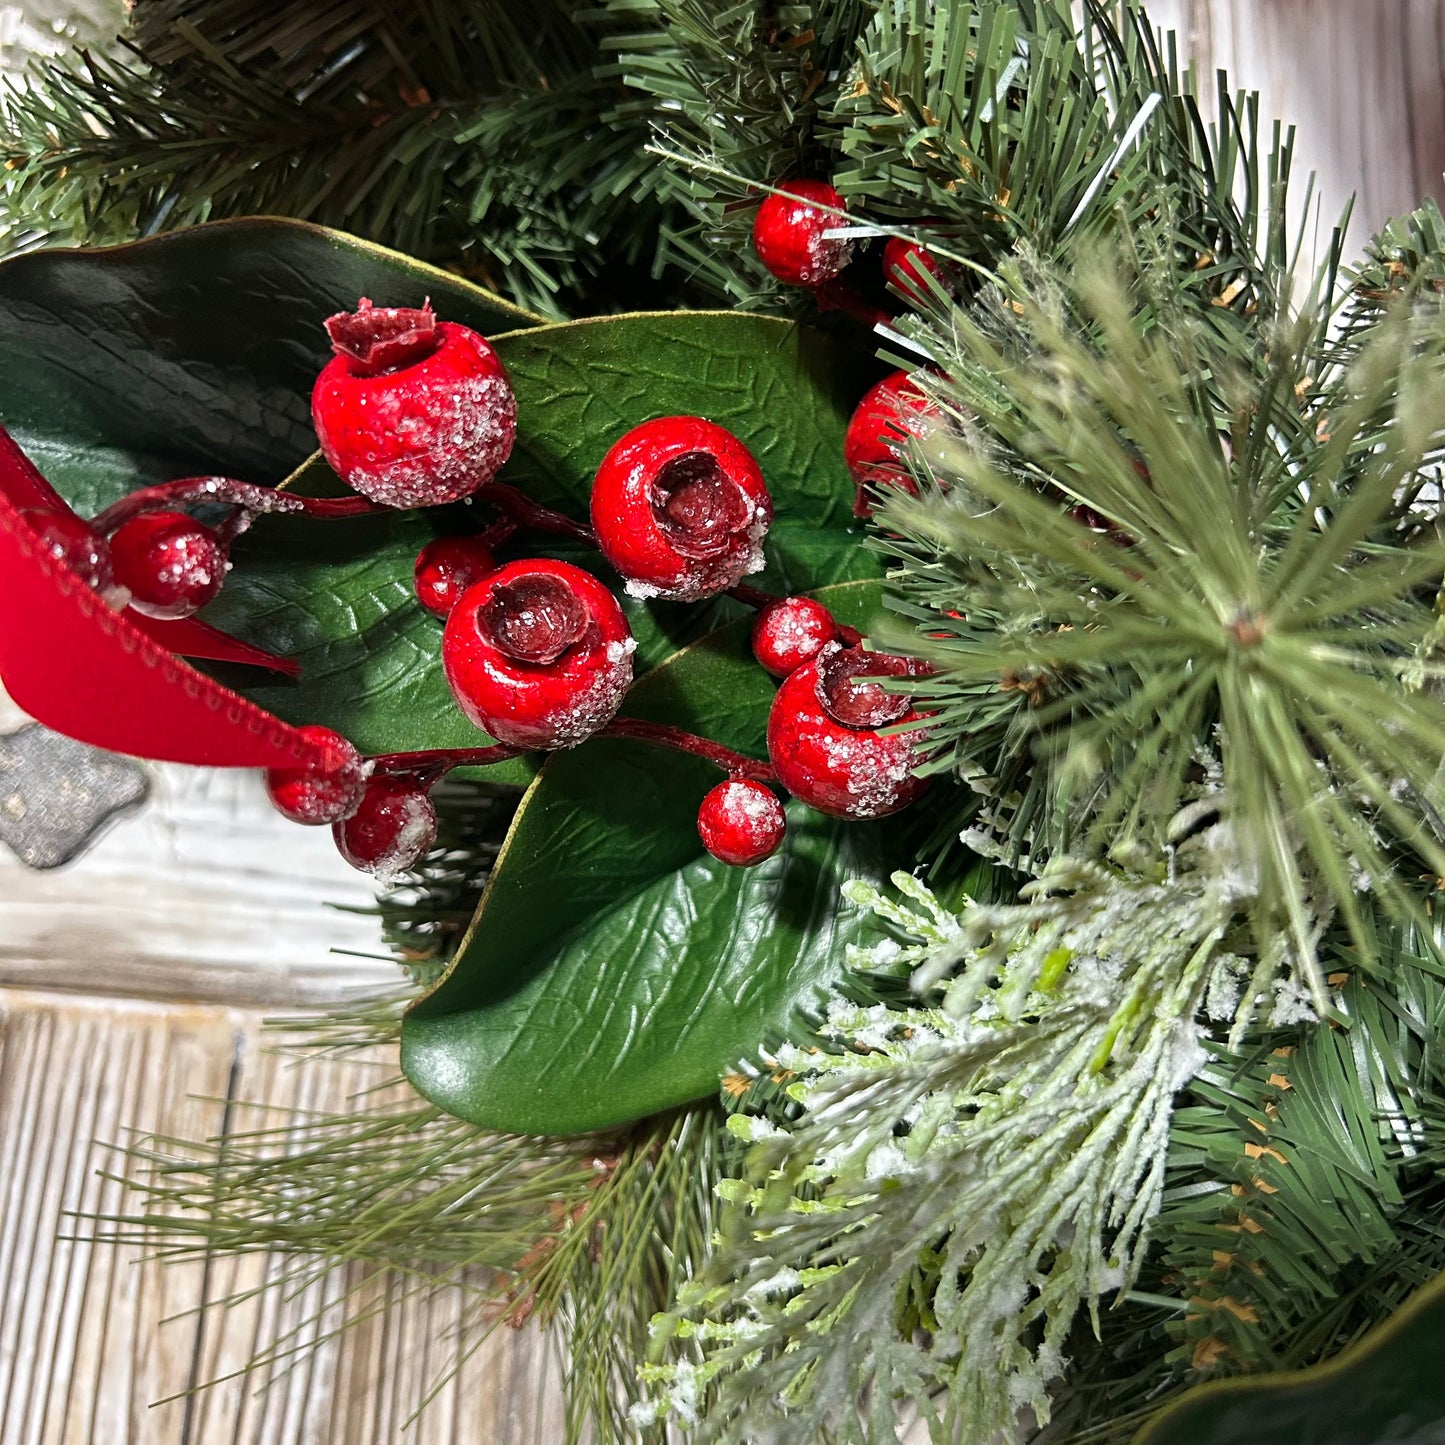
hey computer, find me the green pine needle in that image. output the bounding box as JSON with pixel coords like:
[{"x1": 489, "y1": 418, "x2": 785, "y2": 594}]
[{"x1": 877, "y1": 250, "x2": 1445, "y2": 1010}]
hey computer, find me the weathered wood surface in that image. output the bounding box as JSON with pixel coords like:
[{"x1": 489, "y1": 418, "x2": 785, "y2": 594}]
[
  {"x1": 1, "y1": 2, "x2": 1443, "y2": 1441},
  {"x1": 0, "y1": 988, "x2": 565, "y2": 1445},
  {"x1": 1144, "y1": 0, "x2": 1445, "y2": 241}
]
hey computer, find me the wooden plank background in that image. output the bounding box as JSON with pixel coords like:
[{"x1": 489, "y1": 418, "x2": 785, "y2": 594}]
[{"x1": 2, "y1": 3, "x2": 1444, "y2": 1441}]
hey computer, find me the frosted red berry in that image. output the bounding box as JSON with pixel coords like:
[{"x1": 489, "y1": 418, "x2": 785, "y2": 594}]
[
  {"x1": 883, "y1": 237, "x2": 946, "y2": 296},
  {"x1": 844, "y1": 371, "x2": 938, "y2": 518},
  {"x1": 265, "y1": 725, "x2": 368, "y2": 825},
  {"x1": 752, "y1": 596, "x2": 839, "y2": 678},
  {"x1": 697, "y1": 778, "x2": 786, "y2": 867},
  {"x1": 333, "y1": 774, "x2": 437, "y2": 878},
  {"x1": 767, "y1": 643, "x2": 931, "y2": 820},
  {"x1": 590, "y1": 416, "x2": 772, "y2": 602},
  {"x1": 25, "y1": 509, "x2": 112, "y2": 591},
  {"x1": 753, "y1": 181, "x2": 853, "y2": 287},
  {"x1": 108, "y1": 509, "x2": 227, "y2": 619},
  {"x1": 414, "y1": 534, "x2": 498, "y2": 619},
  {"x1": 311, "y1": 298, "x2": 516, "y2": 509},
  {"x1": 442, "y1": 558, "x2": 635, "y2": 749}
]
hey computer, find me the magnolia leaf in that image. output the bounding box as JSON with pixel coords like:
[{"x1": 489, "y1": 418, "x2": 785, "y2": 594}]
[
  {"x1": 201, "y1": 311, "x2": 880, "y2": 760},
  {"x1": 1134, "y1": 1271, "x2": 1445, "y2": 1445},
  {"x1": 0, "y1": 216, "x2": 537, "y2": 511},
  {"x1": 401, "y1": 581, "x2": 903, "y2": 1134}
]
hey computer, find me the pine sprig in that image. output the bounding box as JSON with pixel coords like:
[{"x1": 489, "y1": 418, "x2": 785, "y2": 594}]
[
  {"x1": 1052, "y1": 919, "x2": 1445, "y2": 1442},
  {"x1": 876, "y1": 251, "x2": 1445, "y2": 1006},
  {"x1": 641, "y1": 854, "x2": 1255, "y2": 1443},
  {"x1": 99, "y1": 1081, "x2": 725, "y2": 1440}
]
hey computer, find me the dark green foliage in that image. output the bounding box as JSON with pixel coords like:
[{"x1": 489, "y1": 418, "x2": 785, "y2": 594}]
[{"x1": 2, "y1": 0, "x2": 687, "y2": 314}]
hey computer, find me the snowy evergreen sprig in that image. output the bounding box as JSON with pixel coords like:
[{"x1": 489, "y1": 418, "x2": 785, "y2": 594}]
[{"x1": 640, "y1": 850, "x2": 1274, "y2": 1443}]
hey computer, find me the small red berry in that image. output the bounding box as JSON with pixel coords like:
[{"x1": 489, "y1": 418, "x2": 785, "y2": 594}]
[
  {"x1": 25, "y1": 509, "x2": 112, "y2": 591},
  {"x1": 265, "y1": 725, "x2": 367, "y2": 825},
  {"x1": 109, "y1": 509, "x2": 228, "y2": 619},
  {"x1": 442, "y1": 558, "x2": 635, "y2": 749},
  {"x1": 753, "y1": 181, "x2": 854, "y2": 287},
  {"x1": 333, "y1": 774, "x2": 437, "y2": 878},
  {"x1": 311, "y1": 298, "x2": 516, "y2": 509},
  {"x1": 767, "y1": 643, "x2": 931, "y2": 820},
  {"x1": 697, "y1": 778, "x2": 786, "y2": 867},
  {"x1": 843, "y1": 371, "x2": 938, "y2": 518},
  {"x1": 751, "y1": 596, "x2": 839, "y2": 678},
  {"x1": 414, "y1": 534, "x2": 498, "y2": 619},
  {"x1": 590, "y1": 416, "x2": 772, "y2": 602},
  {"x1": 882, "y1": 237, "x2": 946, "y2": 297}
]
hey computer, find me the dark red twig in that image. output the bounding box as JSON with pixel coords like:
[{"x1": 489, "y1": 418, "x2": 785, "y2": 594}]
[
  {"x1": 476, "y1": 481, "x2": 596, "y2": 546},
  {"x1": 90, "y1": 477, "x2": 389, "y2": 535},
  {"x1": 366, "y1": 718, "x2": 777, "y2": 788},
  {"x1": 600, "y1": 717, "x2": 778, "y2": 782}
]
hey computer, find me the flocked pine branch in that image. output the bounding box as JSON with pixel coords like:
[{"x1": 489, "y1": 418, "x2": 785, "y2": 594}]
[{"x1": 639, "y1": 848, "x2": 1272, "y2": 1443}]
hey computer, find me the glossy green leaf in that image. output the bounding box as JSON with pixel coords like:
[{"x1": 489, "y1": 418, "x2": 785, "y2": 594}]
[
  {"x1": 202, "y1": 310, "x2": 881, "y2": 760},
  {"x1": 0, "y1": 216, "x2": 537, "y2": 511},
  {"x1": 401, "y1": 582, "x2": 900, "y2": 1134},
  {"x1": 1134, "y1": 1271, "x2": 1445, "y2": 1445}
]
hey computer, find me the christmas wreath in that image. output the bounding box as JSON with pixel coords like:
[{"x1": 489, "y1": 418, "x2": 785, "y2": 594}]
[{"x1": 5, "y1": 1, "x2": 1445, "y2": 1441}]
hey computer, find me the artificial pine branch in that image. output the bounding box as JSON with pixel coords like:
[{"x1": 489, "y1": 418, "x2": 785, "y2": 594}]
[
  {"x1": 875, "y1": 243, "x2": 1445, "y2": 1001},
  {"x1": 640, "y1": 852, "x2": 1260, "y2": 1442}
]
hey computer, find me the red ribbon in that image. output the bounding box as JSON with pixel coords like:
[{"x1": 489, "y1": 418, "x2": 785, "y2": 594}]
[{"x1": 0, "y1": 425, "x2": 340, "y2": 771}]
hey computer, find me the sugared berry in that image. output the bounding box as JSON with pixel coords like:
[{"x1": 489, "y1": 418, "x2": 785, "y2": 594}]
[
  {"x1": 767, "y1": 642, "x2": 931, "y2": 820},
  {"x1": 311, "y1": 298, "x2": 516, "y2": 509},
  {"x1": 414, "y1": 534, "x2": 498, "y2": 619},
  {"x1": 590, "y1": 416, "x2": 772, "y2": 602},
  {"x1": 751, "y1": 596, "x2": 839, "y2": 678},
  {"x1": 442, "y1": 558, "x2": 635, "y2": 749},
  {"x1": 753, "y1": 181, "x2": 853, "y2": 287},
  {"x1": 24, "y1": 509, "x2": 112, "y2": 591},
  {"x1": 843, "y1": 371, "x2": 938, "y2": 518},
  {"x1": 882, "y1": 237, "x2": 947, "y2": 297},
  {"x1": 697, "y1": 779, "x2": 786, "y2": 866},
  {"x1": 333, "y1": 774, "x2": 437, "y2": 878},
  {"x1": 265, "y1": 725, "x2": 367, "y2": 825},
  {"x1": 109, "y1": 509, "x2": 228, "y2": 619}
]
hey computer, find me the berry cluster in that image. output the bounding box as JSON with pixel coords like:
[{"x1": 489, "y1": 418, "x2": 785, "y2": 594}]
[
  {"x1": 751, "y1": 180, "x2": 955, "y2": 517},
  {"x1": 59, "y1": 293, "x2": 936, "y2": 880}
]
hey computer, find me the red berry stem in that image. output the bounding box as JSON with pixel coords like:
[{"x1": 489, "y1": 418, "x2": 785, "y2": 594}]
[
  {"x1": 370, "y1": 742, "x2": 525, "y2": 789},
  {"x1": 477, "y1": 481, "x2": 596, "y2": 546},
  {"x1": 601, "y1": 717, "x2": 778, "y2": 782},
  {"x1": 365, "y1": 720, "x2": 777, "y2": 788},
  {"x1": 727, "y1": 580, "x2": 862, "y2": 645},
  {"x1": 91, "y1": 477, "x2": 390, "y2": 536}
]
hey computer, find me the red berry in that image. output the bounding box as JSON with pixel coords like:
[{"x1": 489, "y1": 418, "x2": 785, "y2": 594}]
[
  {"x1": 753, "y1": 181, "x2": 854, "y2": 287},
  {"x1": 767, "y1": 643, "x2": 931, "y2": 820},
  {"x1": 751, "y1": 596, "x2": 839, "y2": 678},
  {"x1": 882, "y1": 237, "x2": 946, "y2": 296},
  {"x1": 442, "y1": 558, "x2": 635, "y2": 749},
  {"x1": 333, "y1": 774, "x2": 437, "y2": 878},
  {"x1": 109, "y1": 509, "x2": 227, "y2": 619},
  {"x1": 843, "y1": 371, "x2": 938, "y2": 518},
  {"x1": 311, "y1": 298, "x2": 516, "y2": 509},
  {"x1": 265, "y1": 725, "x2": 367, "y2": 825},
  {"x1": 414, "y1": 534, "x2": 498, "y2": 619},
  {"x1": 697, "y1": 779, "x2": 786, "y2": 866},
  {"x1": 590, "y1": 417, "x2": 772, "y2": 602},
  {"x1": 24, "y1": 509, "x2": 112, "y2": 591}
]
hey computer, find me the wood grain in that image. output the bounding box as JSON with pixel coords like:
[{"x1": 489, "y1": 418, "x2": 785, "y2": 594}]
[
  {"x1": 0, "y1": 989, "x2": 567, "y2": 1445},
  {"x1": 1143, "y1": 0, "x2": 1445, "y2": 245}
]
